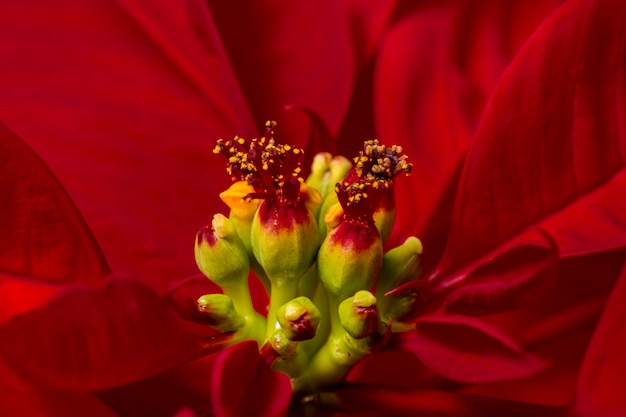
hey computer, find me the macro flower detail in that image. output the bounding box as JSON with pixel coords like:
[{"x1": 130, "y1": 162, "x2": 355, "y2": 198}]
[
  {"x1": 196, "y1": 122, "x2": 422, "y2": 397},
  {"x1": 1, "y1": 1, "x2": 625, "y2": 416}
]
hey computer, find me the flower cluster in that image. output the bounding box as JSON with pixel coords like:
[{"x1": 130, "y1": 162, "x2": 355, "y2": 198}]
[{"x1": 195, "y1": 122, "x2": 419, "y2": 394}]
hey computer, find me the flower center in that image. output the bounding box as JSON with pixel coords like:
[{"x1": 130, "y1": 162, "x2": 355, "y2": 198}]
[{"x1": 196, "y1": 122, "x2": 423, "y2": 396}]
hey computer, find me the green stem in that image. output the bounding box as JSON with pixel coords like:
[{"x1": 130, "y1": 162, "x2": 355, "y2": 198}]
[
  {"x1": 266, "y1": 279, "x2": 299, "y2": 340},
  {"x1": 229, "y1": 213, "x2": 271, "y2": 293},
  {"x1": 301, "y1": 282, "x2": 330, "y2": 358},
  {"x1": 292, "y1": 297, "x2": 356, "y2": 394},
  {"x1": 292, "y1": 331, "x2": 359, "y2": 394},
  {"x1": 222, "y1": 281, "x2": 266, "y2": 345}
]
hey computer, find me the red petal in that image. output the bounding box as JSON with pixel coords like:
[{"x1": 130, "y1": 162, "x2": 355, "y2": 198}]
[
  {"x1": 0, "y1": 388, "x2": 119, "y2": 417},
  {"x1": 208, "y1": 0, "x2": 355, "y2": 144},
  {"x1": 98, "y1": 353, "x2": 219, "y2": 417},
  {"x1": 574, "y1": 263, "x2": 626, "y2": 416},
  {"x1": 0, "y1": 272, "x2": 66, "y2": 324},
  {"x1": 376, "y1": 1, "x2": 564, "y2": 254},
  {"x1": 454, "y1": 252, "x2": 624, "y2": 405},
  {"x1": 346, "y1": 349, "x2": 436, "y2": 388},
  {"x1": 0, "y1": 278, "x2": 221, "y2": 391},
  {"x1": 0, "y1": 123, "x2": 109, "y2": 321},
  {"x1": 436, "y1": 0, "x2": 626, "y2": 278},
  {"x1": 541, "y1": 169, "x2": 626, "y2": 257},
  {"x1": 341, "y1": 0, "x2": 397, "y2": 67},
  {"x1": 0, "y1": 122, "x2": 109, "y2": 284},
  {"x1": 211, "y1": 341, "x2": 292, "y2": 417},
  {"x1": 441, "y1": 230, "x2": 558, "y2": 315},
  {"x1": 317, "y1": 383, "x2": 566, "y2": 417},
  {"x1": 0, "y1": 0, "x2": 254, "y2": 289},
  {"x1": 407, "y1": 315, "x2": 546, "y2": 382}
]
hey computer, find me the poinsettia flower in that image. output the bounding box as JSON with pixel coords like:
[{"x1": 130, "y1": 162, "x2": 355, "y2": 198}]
[{"x1": 0, "y1": 0, "x2": 625, "y2": 416}]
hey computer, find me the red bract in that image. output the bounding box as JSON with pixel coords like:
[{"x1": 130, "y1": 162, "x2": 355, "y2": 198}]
[{"x1": 0, "y1": 0, "x2": 624, "y2": 416}]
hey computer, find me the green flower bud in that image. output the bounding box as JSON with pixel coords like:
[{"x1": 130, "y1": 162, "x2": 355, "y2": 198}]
[
  {"x1": 306, "y1": 152, "x2": 333, "y2": 195},
  {"x1": 338, "y1": 290, "x2": 380, "y2": 339},
  {"x1": 378, "y1": 236, "x2": 423, "y2": 295},
  {"x1": 267, "y1": 329, "x2": 296, "y2": 357},
  {"x1": 307, "y1": 153, "x2": 352, "y2": 202},
  {"x1": 197, "y1": 293, "x2": 245, "y2": 332},
  {"x1": 276, "y1": 297, "x2": 321, "y2": 341},
  {"x1": 194, "y1": 214, "x2": 250, "y2": 287},
  {"x1": 318, "y1": 220, "x2": 382, "y2": 301},
  {"x1": 251, "y1": 200, "x2": 320, "y2": 285},
  {"x1": 310, "y1": 155, "x2": 353, "y2": 238}
]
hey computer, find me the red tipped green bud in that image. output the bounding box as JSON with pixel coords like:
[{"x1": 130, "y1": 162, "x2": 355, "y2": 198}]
[
  {"x1": 194, "y1": 214, "x2": 249, "y2": 287},
  {"x1": 318, "y1": 140, "x2": 413, "y2": 299},
  {"x1": 379, "y1": 236, "x2": 423, "y2": 294},
  {"x1": 197, "y1": 293, "x2": 245, "y2": 332},
  {"x1": 318, "y1": 220, "x2": 382, "y2": 301},
  {"x1": 276, "y1": 297, "x2": 321, "y2": 341},
  {"x1": 350, "y1": 140, "x2": 412, "y2": 242},
  {"x1": 215, "y1": 122, "x2": 321, "y2": 283},
  {"x1": 338, "y1": 290, "x2": 380, "y2": 339},
  {"x1": 318, "y1": 166, "x2": 383, "y2": 300},
  {"x1": 251, "y1": 201, "x2": 320, "y2": 284}
]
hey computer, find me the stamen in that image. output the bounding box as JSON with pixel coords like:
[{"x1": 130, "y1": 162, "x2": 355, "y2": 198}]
[
  {"x1": 335, "y1": 139, "x2": 412, "y2": 226},
  {"x1": 215, "y1": 121, "x2": 306, "y2": 205}
]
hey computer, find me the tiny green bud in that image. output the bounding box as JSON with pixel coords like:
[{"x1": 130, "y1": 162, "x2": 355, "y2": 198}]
[
  {"x1": 276, "y1": 297, "x2": 321, "y2": 341},
  {"x1": 306, "y1": 153, "x2": 352, "y2": 202},
  {"x1": 338, "y1": 290, "x2": 380, "y2": 339},
  {"x1": 306, "y1": 152, "x2": 333, "y2": 195},
  {"x1": 197, "y1": 293, "x2": 245, "y2": 332},
  {"x1": 318, "y1": 221, "x2": 382, "y2": 301},
  {"x1": 310, "y1": 155, "x2": 353, "y2": 237},
  {"x1": 194, "y1": 214, "x2": 250, "y2": 287},
  {"x1": 251, "y1": 201, "x2": 320, "y2": 286},
  {"x1": 378, "y1": 236, "x2": 423, "y2": 295},
  {"x1": 329, "y1": 156, "x2": 353, "y2": 183},
  {"x1": 267, "y1": 329, "x2": 296, "y2": 357}
]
